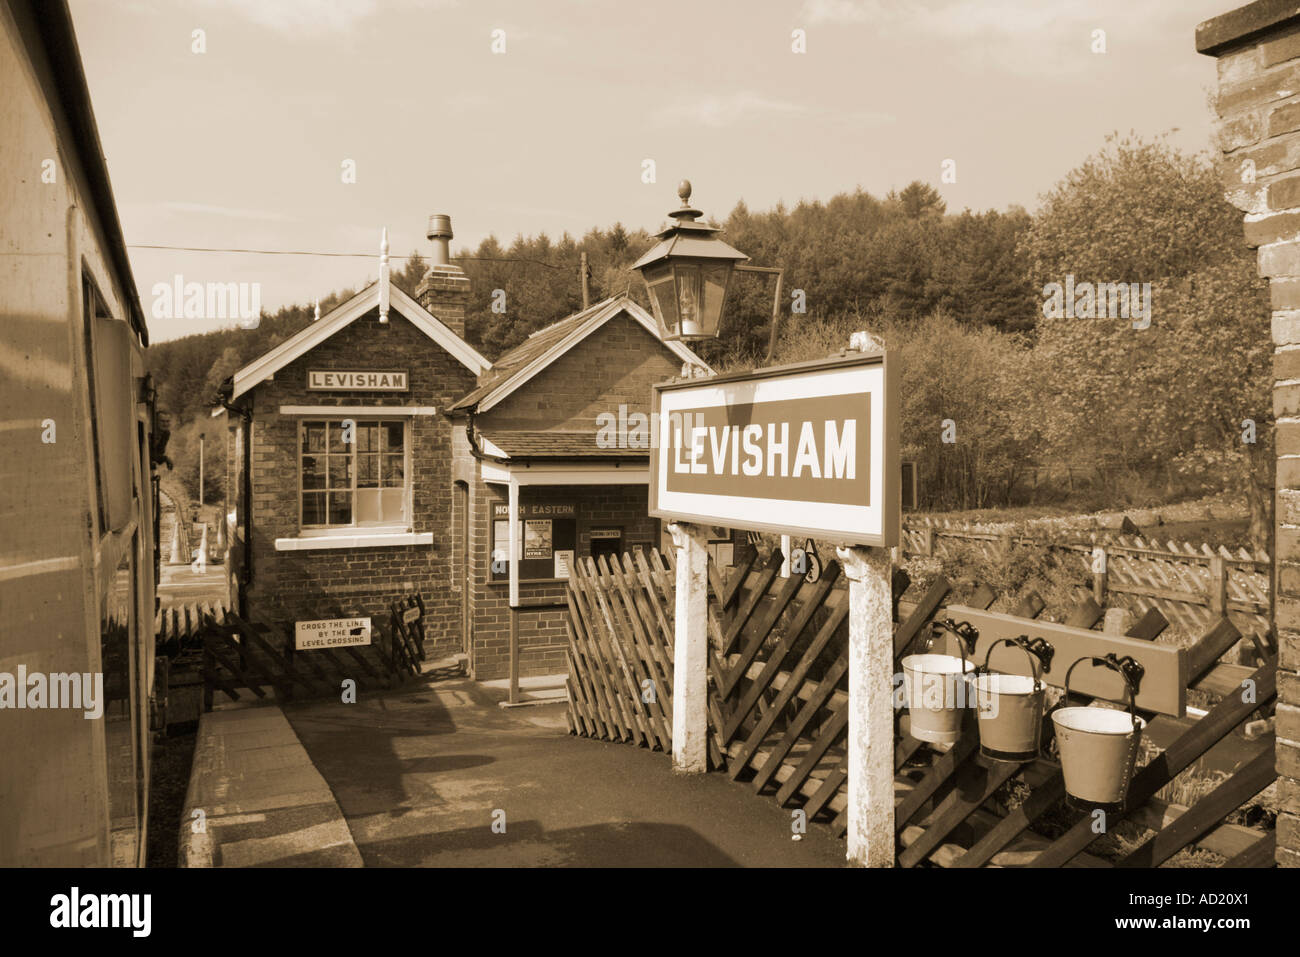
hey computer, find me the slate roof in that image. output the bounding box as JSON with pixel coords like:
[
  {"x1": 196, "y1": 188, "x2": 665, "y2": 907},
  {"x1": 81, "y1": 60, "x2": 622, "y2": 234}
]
[
  {"x1": 447, "y1": 295, "x2": 709, "y2": 414},
  {"x1": 481, "y1": 430, "x2": 648, "y2": 461}
]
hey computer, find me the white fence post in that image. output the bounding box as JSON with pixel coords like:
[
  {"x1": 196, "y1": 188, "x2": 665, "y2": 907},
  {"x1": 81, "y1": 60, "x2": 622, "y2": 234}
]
[
  {"x1": 670, "y1": 521, "x2": 710, "y2": 773},
  {"x1": 837, "y1": 543, "x2": 895, "y2": 867}
]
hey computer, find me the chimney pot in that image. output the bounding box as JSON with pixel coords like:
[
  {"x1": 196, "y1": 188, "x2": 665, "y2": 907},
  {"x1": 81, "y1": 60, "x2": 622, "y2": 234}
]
[
  {"x1": 427, "y1": 214, "x2": 453, "y2": 266},
  {"x1": 416, "y1": 214, "x2": 469, "y2": 339}
]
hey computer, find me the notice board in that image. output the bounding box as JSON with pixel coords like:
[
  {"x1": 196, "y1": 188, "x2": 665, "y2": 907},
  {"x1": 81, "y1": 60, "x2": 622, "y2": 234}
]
[{"x1": 491, "y1": 503, "x2": 577, "y2": 581}]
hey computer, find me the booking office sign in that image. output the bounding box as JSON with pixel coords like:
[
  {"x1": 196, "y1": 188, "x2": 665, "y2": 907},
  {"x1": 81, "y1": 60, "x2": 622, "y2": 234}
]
[{"x1": 650, "y1": 352, "x2": 898, "y2": 546}]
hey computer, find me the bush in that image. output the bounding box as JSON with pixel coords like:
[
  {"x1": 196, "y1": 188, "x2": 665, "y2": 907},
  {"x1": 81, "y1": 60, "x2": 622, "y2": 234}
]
[{"x1": 775, "y1": 310, "x2": 1038, "y2": 511}]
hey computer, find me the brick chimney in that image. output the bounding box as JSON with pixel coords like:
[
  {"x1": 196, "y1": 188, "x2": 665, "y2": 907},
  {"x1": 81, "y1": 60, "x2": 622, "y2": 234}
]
[
  {"x1": 415, "y1": 213, "x2": 470, "y2": 340},
  {"x1": 1198, "y1": 0, "x2": 1300, "y2": 869}
]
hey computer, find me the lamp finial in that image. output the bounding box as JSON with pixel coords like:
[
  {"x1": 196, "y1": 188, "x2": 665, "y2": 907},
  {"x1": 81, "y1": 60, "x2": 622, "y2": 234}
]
[{"x1": 668, "y1": 179, "x2": 703, "y2": 224}]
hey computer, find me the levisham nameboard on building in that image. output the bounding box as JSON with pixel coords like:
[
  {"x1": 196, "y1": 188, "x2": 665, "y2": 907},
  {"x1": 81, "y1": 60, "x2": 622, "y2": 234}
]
[
  {"x1": 308, "y1": 370, "x2": 408, "y2": 391},
  {"x1": 649, "y1": 352, "x2": 898, "y2": 546},
  {"x1": 295, "y1": 617, "x2": 373, "y2": 650}
]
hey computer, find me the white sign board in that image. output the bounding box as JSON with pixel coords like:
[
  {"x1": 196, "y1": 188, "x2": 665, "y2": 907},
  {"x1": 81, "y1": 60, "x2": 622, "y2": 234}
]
[
  {"x1": 295, "y1": 617, "x2": 372, "y2": 650},
  {"x1": 650, "y1": 352, "x2": 898, "y2": 546}
]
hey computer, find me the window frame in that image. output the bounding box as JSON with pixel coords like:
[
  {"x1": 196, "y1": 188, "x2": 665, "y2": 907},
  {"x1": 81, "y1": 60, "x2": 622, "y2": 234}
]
[
  {"x1": 296, "y1": 417, "x2": 412, "y2": 535},
  {"x1": 81, "y1": 271, "x2": 108, "y2": 535}
]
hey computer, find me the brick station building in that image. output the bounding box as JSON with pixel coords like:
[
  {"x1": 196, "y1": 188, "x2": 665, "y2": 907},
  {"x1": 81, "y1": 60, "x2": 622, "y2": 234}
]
[
  {"x1": 1197, "y1": 0, "x2": 1300, "y2": 866},
  {"x1": 219, "y1": 216, "x2": 708, "y2": 680}
]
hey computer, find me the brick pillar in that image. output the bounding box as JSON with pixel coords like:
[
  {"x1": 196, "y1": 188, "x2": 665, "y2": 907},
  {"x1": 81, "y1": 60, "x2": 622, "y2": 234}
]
[
  {"x1": 415, "y1": 264, "x2": 471, "y2": 340},
  {"x1": 1198, "y1": 0, "x2": 1300, "y2": 867}
]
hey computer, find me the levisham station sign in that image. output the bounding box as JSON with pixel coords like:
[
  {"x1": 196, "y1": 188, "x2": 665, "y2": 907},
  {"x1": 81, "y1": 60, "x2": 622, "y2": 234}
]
[
  {"x1": 649, "y1": 352, "x2": 897, "y2": 546},
  {"x1": 308, "y1": 369, "x2": 408, "y2": 391}
]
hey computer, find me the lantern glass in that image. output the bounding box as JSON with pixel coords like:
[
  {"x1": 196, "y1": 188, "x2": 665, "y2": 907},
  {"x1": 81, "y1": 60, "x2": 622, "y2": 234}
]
[
  {"x1": 643, "y1": 264, "x2": 679, "y2": 339},
  {"x1": 701, "y1": 263, "x2": 731, "y2": 334},
  {"x1": 675, "y1": 264, "x2": 703, "y2": 338},
  {"x1": 640, "y1": 259, "x2": 736, "y2": 341}
]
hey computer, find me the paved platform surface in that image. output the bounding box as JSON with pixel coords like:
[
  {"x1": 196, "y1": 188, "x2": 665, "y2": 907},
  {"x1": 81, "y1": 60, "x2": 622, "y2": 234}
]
[
  {"x1": 283, "y1": 677, "x2": 847, "y2": 867},
  {"x1": 158, "y1": 562, "x2": 229, "y2": 606},
  {"x1": 181, "y1": 704, "x2": 362, "y2": 867}
]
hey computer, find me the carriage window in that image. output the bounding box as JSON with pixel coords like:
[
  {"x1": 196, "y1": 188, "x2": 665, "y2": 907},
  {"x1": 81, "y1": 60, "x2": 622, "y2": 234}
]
[
  {"x1": 82, "y1": 273, "x2": 135, "y2": 534},
  {"x1": 300, "y1": 420, "x2": 408, "y2": 528},
  {"x1": 102, "y1": 542, "x2": 140, "y2": 866}
]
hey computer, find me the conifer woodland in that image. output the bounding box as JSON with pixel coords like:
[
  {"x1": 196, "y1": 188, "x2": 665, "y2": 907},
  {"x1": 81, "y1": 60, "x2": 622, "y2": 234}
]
[{"x1": 147, "y1": 134, "x2": 1271, "y2": 543}]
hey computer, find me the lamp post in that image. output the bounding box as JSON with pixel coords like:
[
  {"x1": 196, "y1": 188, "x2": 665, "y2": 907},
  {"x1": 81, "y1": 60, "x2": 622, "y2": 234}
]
[
  {"x1": 634, "y1": 181, "x2": 787, "y2": 774},
  {"x1": 634, "y1": 183, "x2": 894, "y2": 865}
]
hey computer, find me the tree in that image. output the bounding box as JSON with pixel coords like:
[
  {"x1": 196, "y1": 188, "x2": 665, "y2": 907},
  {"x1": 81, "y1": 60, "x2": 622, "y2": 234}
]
[
  {"x1": 1022, "y1": 133, "x2": 1272, "y2": 544},
  {"x1": 392, "y1": 250, "x2": 427, "y2": 297},
  {"x1": 887, "y1": 181, "x2": 946, "y2": 220},
  {"x1": 774, "y1": 310, "x2": 1038, "y2": 510}
]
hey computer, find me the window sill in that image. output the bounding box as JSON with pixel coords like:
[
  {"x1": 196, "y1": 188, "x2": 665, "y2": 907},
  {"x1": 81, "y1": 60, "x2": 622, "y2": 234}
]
[{"x1": 274, "y1": 532, "x2": 433, "y2": 551}]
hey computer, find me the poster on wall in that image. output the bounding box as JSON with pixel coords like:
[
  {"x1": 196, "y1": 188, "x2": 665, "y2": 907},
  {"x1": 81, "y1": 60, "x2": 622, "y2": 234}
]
[
  {"x1": 524, "y1": 519, "x2": 553, "y2": 559},
  {"x1": 492, "y1": 519, "x2": 511, "y2": 560},
  {"x1": 553, "y1": 549, "x2": 574, "y2": 578}
]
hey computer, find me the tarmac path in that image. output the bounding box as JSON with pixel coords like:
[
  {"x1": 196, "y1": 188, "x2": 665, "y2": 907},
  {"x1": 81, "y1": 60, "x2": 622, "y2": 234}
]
[{"x1": 283, "y1": 676, "x2": 846, "y2": 867}]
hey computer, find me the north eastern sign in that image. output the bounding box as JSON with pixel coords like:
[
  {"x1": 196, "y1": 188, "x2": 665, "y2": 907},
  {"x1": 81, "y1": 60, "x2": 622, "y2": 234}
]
[
  {"x1": 295, "y1": 617, "x2": 372, "y2": 650},
  {"x1": 649, "y1": 352, "x2": 898, "y2": 546},
  {"x1": 308, "y1": 370, "x2": 408, "y2": 391}
]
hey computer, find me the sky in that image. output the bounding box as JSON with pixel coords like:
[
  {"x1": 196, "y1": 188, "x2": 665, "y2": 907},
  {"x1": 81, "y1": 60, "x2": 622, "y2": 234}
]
[{"x1": 67, "y1": 0, "x2": 1233, "y2": 342}]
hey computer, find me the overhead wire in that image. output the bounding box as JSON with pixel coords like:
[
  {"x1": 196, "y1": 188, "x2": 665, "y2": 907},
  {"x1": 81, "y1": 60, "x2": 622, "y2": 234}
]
[{"x1": 127, "y1": 243, "x2": 568, "y2": 269}]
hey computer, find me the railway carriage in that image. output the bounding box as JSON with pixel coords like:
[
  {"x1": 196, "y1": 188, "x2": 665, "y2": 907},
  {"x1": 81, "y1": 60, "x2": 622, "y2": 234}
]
[{"x1": 1, "y1": 0, "x2": 160, "y2": 866}]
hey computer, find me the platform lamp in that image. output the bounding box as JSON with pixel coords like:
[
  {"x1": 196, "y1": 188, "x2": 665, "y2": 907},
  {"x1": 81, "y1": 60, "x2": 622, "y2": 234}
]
[{"x1": 632, "y1": 180, "x2": 786, "y2": 361}]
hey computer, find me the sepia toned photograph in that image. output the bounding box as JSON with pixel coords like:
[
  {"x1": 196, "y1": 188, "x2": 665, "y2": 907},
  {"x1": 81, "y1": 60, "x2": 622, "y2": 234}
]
[{"x1": 1, "y1": 0, "x2": 1296, "y2": 938}]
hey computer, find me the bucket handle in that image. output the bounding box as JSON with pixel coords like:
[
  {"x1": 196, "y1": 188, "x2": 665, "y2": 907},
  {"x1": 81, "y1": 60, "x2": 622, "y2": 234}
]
[
  {"x1": 1060, "y1": 653, "x2": 1146, "y2": 730},
  {"x1": 977, "y1": 636, "x2": 1048, "y2": 692},
  {"x1": 924, "y1": 618, "x2": 978, "y2": 675}
]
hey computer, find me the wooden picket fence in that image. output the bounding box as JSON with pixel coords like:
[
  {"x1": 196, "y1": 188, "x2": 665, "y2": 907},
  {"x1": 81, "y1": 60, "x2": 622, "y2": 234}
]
[
  {"x1": 199, "y1": 595, "x2": 426, "y2": 708},
  {"x1": 902, "y1": 522, "x2": 1271, "y2": 648},
  {"x1": 565, "y1": 551, "x2": 681, "y2": 756},
  {"x1": 565, "y1": 545, "x2": 1280, "y2": 867},
  {"x1": 155, "y1": 599, "x2": 227, "y2": 650}
]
